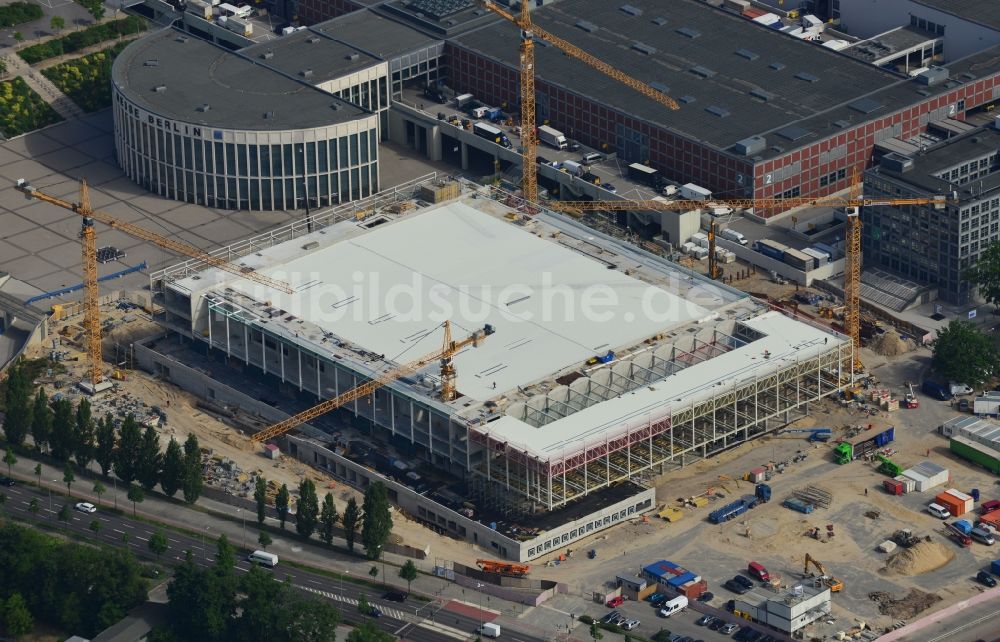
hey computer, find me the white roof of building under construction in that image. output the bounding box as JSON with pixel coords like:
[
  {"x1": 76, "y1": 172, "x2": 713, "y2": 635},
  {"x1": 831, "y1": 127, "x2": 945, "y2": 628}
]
[
  {"x1": 480, "y1": 310, "x2": 843, "y2": 458},
  {"x1": 174, "y1": 200, "x2": 717, "y2": 402}
]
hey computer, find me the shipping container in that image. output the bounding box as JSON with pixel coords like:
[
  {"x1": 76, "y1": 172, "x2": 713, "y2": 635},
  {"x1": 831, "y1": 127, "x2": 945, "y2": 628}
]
[
  {"x1": 801, "y1": 247, "x2": 829, "y2": 267},
  {"x1": 783, "y1": 248, "x2": 813, "y2": 271},
  {"x1": 973, "y1": 391, "x2": 1000, "y2": 416},
  {"x1": 935, "y1": 489, "x2": 973, "y2": 517},
  {"x1": 894, "y1": 475, "x2": 916, "y2": 493},
  {"x1": 883, "y1": 479, "x2": 903, "y2": 495},
  {"x1": 680, "y1": 183, "x2": 712, "y2": 201},
  {"x1": 628, "y1": 162, "x2": 662, "y2": 187},
  {"x1": 754, "y1": 239, "x2": 788, "y2": 261},
  {"x1": 981, "y1": 500, "x2": 1000, "y2": 515},
  {"x1": 952, "y1": 436, "x2": 1000, "y2": 474}
]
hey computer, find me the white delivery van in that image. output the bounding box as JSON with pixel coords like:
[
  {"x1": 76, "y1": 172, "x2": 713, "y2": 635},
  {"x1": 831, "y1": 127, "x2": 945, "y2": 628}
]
[
  {"x1": 720, "y1": 228, "x2": 748, "y2": 245},
  {"x1": 479, "y1": 622, "x2": 501, "y2": 638},
  {"x1": 248, "y1": 550, "x2": 279, "y2": 567},
  {"x1": 658, "y1": 595, "x2": 688, "y2": 617},
  {"x1": 926, "y1": 503, "x2": 950, "y2": 519}
]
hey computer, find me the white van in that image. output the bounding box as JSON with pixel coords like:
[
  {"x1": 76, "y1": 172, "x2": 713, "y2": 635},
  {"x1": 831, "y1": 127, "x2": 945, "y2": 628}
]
[
  {"x1": 479, "y1": 622, "x2": 501, "y2": 638},
  {"x1": 720, "y1": 228, "x2": 748, "y2": 245},
  {"x1": 658, "y1": 595, "x2": 688, "y2": 618},
  {"x1": 927, "y1": 503, "x2": 950, "y2": 519},
  {"x1": 248, "y1": 550, "x2": 279, "y2": 567}
]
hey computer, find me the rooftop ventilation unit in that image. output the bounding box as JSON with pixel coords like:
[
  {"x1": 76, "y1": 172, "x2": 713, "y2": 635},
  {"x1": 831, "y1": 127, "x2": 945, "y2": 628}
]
[
  {"x1": 621, "y1": 4, "x2": 642, "y2": 16},
  {"x1": 144, "y1": 59, "x2": 159, "y2": 67},
  {"x1": 916, "y1": 65, "x2": 949, "y2": 86},
  {"x1": 331, "y1": 104, "x2": 341, "y2": 111},
  {"x1": 771, "y1": 145, "x2": 785, "y2": 153},
  {"x1": 260, "y1": 50, "x2": 274, "y2": 59},
  {"x1": 632, "y1": 42, "x2": 656, "y2": 55},
  {"x1": 301, "y1": 69, "x2": 314, "y2": 77},
  {"x1": 652, "y1": 16, "x2": 667, "y2": 26},
  {"x1": 776, "y1": 125, "x2": 812, "y2": 141},
  {"x1": 795, "y1": 71, "x2": 820, "y2": 83},
  {"x1": 345, "y1": 52, "x2": 359, "y2": 60},
  {"x1": 769, "y1": 62, "x2": 786, "y2": 71},
  {"x1": 263, "y1": 111, "x2": 275, "y2": 119},
  {"x1": 153, "y1": 85, "x2": 167, "y2": 93},
  {"x1": 650, "y1": 81, "x2": 669, "y2": 93},
  {"x1": 689, "y1": 65, "x2": 716, "y2": 79},
  {"x1": 676, "y1": 26, "x2": 701, "y2": 39},
  {"x1": 307, "y1": 36, "x2": 321, "y2": 43},
  {"x1": 175, "y1": 35, "x2": 189, "y2": 43},
  {"x1": 576, "y1": 20, "x2": 598, "y2": 33},
  {"x1": 880, "y1": 152, "x2": 914, "y2": 173},
  {"x1": 706, "y1": 105, "x2": 730, "y2": 118},
  {"x1": 833, "y1": 119, "x2": 851, "y2": 128},
  {"x1": 734, "y1": 136, "x2": 766, "y2": 156},
  {"x1": 197, "y1": 103, "x2": 210, "y2": 112},
  {"x1": 848, "y1": 98, "x2": 882, "y2": 114},
  {"x1": 735, "y1": 48, "x2": 759, "y2": 60},
  {"x1": 680, "y1": 95, "x2": 696, "y2": 104},
  {"x1": 750, "y1": 89, "x2": 774, "y2": 102}
]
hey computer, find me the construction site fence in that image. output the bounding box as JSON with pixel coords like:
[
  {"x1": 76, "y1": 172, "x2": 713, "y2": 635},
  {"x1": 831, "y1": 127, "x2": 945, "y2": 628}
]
[{"x1": 152, "y1": 172, "x2": 442, "y2": 284}]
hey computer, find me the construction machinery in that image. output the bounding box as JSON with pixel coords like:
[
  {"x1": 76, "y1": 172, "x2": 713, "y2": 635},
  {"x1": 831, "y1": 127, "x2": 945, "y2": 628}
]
[
  {"x1": 904, "y1": 383, "x2": 919, "y2": 409},
  {"x1": 479, "y1": 0, "x2": 678, "y2": 204},
  {"x1": 250, "y1": 321, "x2": 495, "y2": 443},
  {"x1": 876, "y1": 454, "x2": 904, "y2": 477},
  {"x1": 477, "y1": 559, "x2": 530, "y2": 577},
  {"x1": 804, "y1": 553, "x2": 844, "y2": 592},
  {"x1": 15, "y1": 178, "x2": 295, "y2": 391}
]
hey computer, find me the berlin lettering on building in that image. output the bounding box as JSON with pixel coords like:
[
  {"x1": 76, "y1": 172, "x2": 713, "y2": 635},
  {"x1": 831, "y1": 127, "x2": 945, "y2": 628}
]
[{"x1": 115, "y1": 93, "x2": 205, "y2": 138}]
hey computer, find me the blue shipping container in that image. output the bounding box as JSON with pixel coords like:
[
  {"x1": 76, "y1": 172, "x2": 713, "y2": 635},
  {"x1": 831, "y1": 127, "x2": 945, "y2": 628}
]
[
  {"x1": 875, "y1": 427, "x2": 895, "y2": 446},
  {"x1": 757, "y1": 244, "x2": 785, "y2": 261},
  {"x1": 709, "y1": 500, "x2": 750, "y2": 524},
  {"x1": 668, "y1": 572, "x2": 697, "y2": 587}
]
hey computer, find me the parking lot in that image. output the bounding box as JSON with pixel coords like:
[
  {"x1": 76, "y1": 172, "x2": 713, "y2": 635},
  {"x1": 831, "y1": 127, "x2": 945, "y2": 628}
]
[{"x1": 596, "y1": 595, "x2": 786, "y2": 642}]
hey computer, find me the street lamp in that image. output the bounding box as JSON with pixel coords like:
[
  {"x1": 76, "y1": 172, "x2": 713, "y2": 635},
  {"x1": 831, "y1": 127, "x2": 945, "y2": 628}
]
[
  {"x1": 47, "y1": 478, "x2": 58, "y2": 511},
  {"x1": 476, "y1": 582, "x2": 484, "y2": 633},
  {"x1": 112, "y1": 476, "x2": 117, "y2": 509},
  {"x1": 237, "y1": 508, "x2": 246, "y2": 549}
]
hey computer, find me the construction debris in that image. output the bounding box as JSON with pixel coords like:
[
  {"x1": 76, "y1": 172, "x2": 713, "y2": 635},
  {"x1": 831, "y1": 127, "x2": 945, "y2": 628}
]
[
  {"x1": 790, "y1": 486, "x2": 832, "y2": 509},
  {"x1": 864, "y1": 510, "x2": 881, "y2": 520},
  {"x1": 868, "y1": 329, "x2": 916, "y2": 357},
  {"x1": 868, "y1": 589, "x2": 942, "y2": 619},
  {"x1": 877, "y1": 540, "x2": 897, "y2": 554}
]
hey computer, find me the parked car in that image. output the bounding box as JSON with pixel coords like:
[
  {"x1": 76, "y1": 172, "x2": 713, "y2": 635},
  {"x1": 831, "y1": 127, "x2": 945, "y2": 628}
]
[
  {"x1": 0, "y1": 477, "x2": 15, "y2": 486},
  {"x1": 708, "y1": 619, "x2": 726, "y2": 631},
  {"x1": 74, "y1": 502, "x2": 97, "y2": 514},
  {"x1": 600, "y1": 183, "x2": 617, "y2": 193},
  {"x1": 647, "y1": 592, "x2": 666, "y2": 603},
  {"x1": 535, "y1": 156, "x2": 550, "y2": 165},
  {"x1": 724, "y1": 579, "x2": 751, "y2": 594},
  {"x1": 567, "y1": 140, "x2": 581, "y2": 152},
  {"x1": 600, "y1": 610, "x2": 621, "y2": 624},
  {"x1": 959, "y1": 398, "x2": 971, "y2": 412},
  {"x1": 732, "y1": 575, "x2": 754, "y2": 589},
  {"x1": 720, "y1": 623, "x2": 740, "y2": 634},
  {"x1": 697, "y1": 591, "x2": 714, "y2": 602},
  {"x1": 622, "y1": 619, "x2": 640, "y2": 630},
  {"x1": 606, "y1": 595, "x2": 625, "y2": 608},
  {"x1": 695, "y1": 615, "x2": 715, "y2": 626},
  {"x1": 976, "y1": 570, "x2": 997, "y2": 587}
]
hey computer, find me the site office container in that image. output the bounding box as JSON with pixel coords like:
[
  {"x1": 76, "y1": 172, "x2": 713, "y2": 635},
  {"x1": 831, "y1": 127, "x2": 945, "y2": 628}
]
[
  {"x1": 950, "y1": 437, "x2": 1000, "y2": 474},
  {"x1": 980, "y1": 509, "x2": 1000, "y2": 529},
  {"x1": 883, "y1": 479, "x2": 904, "y2": 495},
  {"x1": 945, "y1": 489, "x2": 975, "y2": 514},
  {"x1": 934, "y1": 490, "x2": 972, "y2": 517}
]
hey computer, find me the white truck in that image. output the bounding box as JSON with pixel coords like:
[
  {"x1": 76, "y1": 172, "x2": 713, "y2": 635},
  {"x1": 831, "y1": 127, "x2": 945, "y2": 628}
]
[
  {"x1": 224, "y1": 15, "x2": 253, "y2": 36},
  {"x1": 950, "y1": 383, "x2": 973, "y2": 395},
  {"x1": 537, "y1": 125, "x2": 567, "y2": 150},
  {"x1": 720, "y1": 228, "x2": 747, "y2": 245},
  {"x1": 680, "y1": 183, "x2": 712, "y2": 201},
  {"x1": 561, "y1": 160, "x2": 584, "y2": 176},
  {"x1": 478, "y1": 622, "x2": 501, "y2": 638}
]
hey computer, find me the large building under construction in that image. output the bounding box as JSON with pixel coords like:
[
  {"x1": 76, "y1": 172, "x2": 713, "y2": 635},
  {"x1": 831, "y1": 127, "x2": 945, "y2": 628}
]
[{"x1": 146, "y1": 180, "x2": 852, "y2": 560}]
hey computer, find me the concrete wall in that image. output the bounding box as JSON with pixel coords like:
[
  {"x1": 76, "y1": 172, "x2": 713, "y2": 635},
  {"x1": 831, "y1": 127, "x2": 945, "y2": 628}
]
[
  {"x1": 661, "y1": 210, "x2": 701, "y2": 246},
  {"x1": 837, "y1": 0, "x2": 1000, "y2": 61}
]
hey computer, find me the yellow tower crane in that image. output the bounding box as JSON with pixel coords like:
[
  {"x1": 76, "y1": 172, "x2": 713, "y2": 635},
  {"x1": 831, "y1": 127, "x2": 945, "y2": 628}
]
[
  {"x1": 15, "y1": 178, "x2": 296, "y2": 390},
  {"x1": 250, "y1": 321, "x2": 495, "y2": 443},
  {"x1": 479, "y1": 1, "x2": 679, "y2": 204}
]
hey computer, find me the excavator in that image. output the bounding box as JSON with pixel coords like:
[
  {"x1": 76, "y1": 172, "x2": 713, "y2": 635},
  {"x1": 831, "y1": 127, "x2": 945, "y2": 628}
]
[{"x1": 804, "y1": 553, "x2": 844, "y2": 592}]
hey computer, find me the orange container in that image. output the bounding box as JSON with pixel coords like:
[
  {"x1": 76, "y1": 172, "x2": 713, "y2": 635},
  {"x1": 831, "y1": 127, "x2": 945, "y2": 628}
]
[
  {"x1": 934, "y1": 492, "x2": 966, "y2": 517},
  {"x1": 980, "y1": 509, "x2": 1000, "y2": 528}
]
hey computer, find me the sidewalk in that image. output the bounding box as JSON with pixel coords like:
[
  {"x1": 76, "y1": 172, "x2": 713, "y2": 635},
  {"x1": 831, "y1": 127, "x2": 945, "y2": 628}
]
[
  {"x1": 3, "y1": 450, "x2": 520, "y2": 614},
  {"x1": 3, "y1": 51, "x2": 84, "y2": 119}
]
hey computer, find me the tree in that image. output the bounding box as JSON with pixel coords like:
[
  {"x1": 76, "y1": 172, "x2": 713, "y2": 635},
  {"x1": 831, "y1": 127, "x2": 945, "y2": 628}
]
[
  {"x1": 13, "y1": 31, "x2": 24, "y2": 45},
  {"x1": 346, "y1": 621, "x2": 394, "y2": 642},
  {"x1": 49, "y1": 398, "x2": 74, "y2": 461},
  {"x1": 368, "y1": 565, "x2": 378, "y2": 582},
  {"x1": 964, "y1": 240, "x2": 1000, "y2": 308},
  {"x1": 94, "y1": 413, "x2": 115, "y2": 477},
  {"x1": 275, "y1": 484, "x2": 290, "y2": 530},
  {"x1": 295, "y1": 478, "x2": 319, "y2": 539},
  {"x1": 49, "y1": 15, "x2": 64, "y2": 54},
  {"x1": 342, "y1": 496, "x2": 360, "y2": 552},
  {"x1": 33, "y1": 463, "x2": 40, "y2": 487},
  {"x1": 166, "y1": 551, "x2": 234, "y2": 642},
  {"x1": 590, "y1": 622, "x2": 604, "y2": 640},
  {"x1": 63, "y1": 462, "x2": 75, "y2": 497},
  {"x1": 137, "y1": 425, "x2": 161, "y2": 492},
  {"x1": 281, "y1": 593, "x2": 341, "y2": 642},
  {"x1": 90, "y1": 519, "x2": 102, "y2": 534},
  {"x1": 4, "y1": 447, "x2": 15, "y2": 478},
  {"x1": 0, "y1": 58, "x2": 6, "y2": 80},
  {"x1": 58, "y1": 503, "x2": 71, "y2": 526},
  {"x1": 159, "y1": 437, "x2": 183, "y2": 498},
  {"x1": 127, "y1": 483, "x2": 144, "y2": 517},
  {"x1": 0, "y1": 492, "x2": 6, "y2": 515},
  {"x1": 215, "y1": 534, "x2": 235, "y2": 570},
  {"x1": 319, "y1": 492, "x2": 339, "y2": 546},
  {"x1": 257, "y1": 531, "x2": 272, "y2": 550},
  {"x1": 93, "y1": 480, "x2": 106, "y2": 506},
  {"x1": 361, "y1": 482, "x2": 392, "y2": 560},
  {"x1": 399, "y1": 559, "x2": 417, "y2": 594},
  {"x1": 357, "y1": 594, "x2": 371, "y2": 618},
  {"x1": 114, "y1": 415, "x2": 142, "y2": 484},
  {"x1": 28, "y1": 498, "x2": 39, "y2": 521},
  {"x1": 4, "y1": 592, "x2": 34, "y2": 638},
  {"x1": 149, "y1": 530, "x2": 168, "y2": 563},
  {"x1": 30, "y1": 389, "x2": 52, "y2": 453},
  {"x1": 2, "y1": 365, "x2": 32, "y2": 447},
  {"x1": 74, "y1": 397, "x2": 95, "y2": 470},
  {"x1": 254, "y1": 476, "x2": 267, "y2": 525},
  {"x1": 931, "y1": 319, "x2": 999, "y2": 386},
  {"x1": 182, "y1": 434, "x2": 203, "y2": 504}
]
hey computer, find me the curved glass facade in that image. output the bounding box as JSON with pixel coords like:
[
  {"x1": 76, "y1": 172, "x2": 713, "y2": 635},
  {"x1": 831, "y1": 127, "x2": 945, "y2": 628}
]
[{"x1": 112, "y1": 90, "x2": 380, "y2": 211}]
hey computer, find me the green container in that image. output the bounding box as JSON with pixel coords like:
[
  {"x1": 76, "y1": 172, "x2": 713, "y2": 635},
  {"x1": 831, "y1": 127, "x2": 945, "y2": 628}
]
[{"x1": 950, "y1": 438, "x2": 1000, "y2": 474}]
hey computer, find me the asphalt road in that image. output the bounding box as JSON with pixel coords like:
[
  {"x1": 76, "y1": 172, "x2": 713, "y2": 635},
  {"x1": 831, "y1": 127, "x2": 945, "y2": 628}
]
[
  {"x1": 0, "y1": 480, "x2": 546, "y2": 642},
  {"x1": 897, "y1": 598, "x2": 1000, "y2": 642}
]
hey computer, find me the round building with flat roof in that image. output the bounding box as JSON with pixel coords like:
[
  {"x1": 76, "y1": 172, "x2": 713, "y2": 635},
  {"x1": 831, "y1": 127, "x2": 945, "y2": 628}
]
[{"x1": 111, "y1": 28, "x2": 380, "y2": 211}]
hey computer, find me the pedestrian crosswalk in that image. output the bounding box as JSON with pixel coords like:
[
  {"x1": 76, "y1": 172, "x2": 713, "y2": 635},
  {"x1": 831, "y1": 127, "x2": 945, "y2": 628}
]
[{"x1": 299, "y1": 586, "x2": 408, "y2": 620}]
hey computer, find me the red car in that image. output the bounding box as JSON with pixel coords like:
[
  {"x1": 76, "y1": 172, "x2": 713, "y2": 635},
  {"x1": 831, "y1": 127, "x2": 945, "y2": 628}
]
[{"x1": 606, "y1": 596, "x2": 625, "y2": 608}]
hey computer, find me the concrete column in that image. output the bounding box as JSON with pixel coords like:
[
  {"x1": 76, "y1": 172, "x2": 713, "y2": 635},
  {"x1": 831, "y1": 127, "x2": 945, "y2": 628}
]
[
  {"x1": 427, "y1": 125, "x2": 443, "y2": 161},
  {"x1": 461, "y1": 141, "x2": 469, "y2": 170}
]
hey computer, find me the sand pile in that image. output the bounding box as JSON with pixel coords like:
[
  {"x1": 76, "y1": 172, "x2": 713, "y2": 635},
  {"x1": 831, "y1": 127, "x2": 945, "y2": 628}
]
[
  {"x1": 869, "y1": 329, "x2": 917, "y2": 356},
  {"x1": 883, "y1": 540, "x2": 954, "y2": 575},
  {"x1": 868, "y1": 589, "x2": 942, "y2": 619}
]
